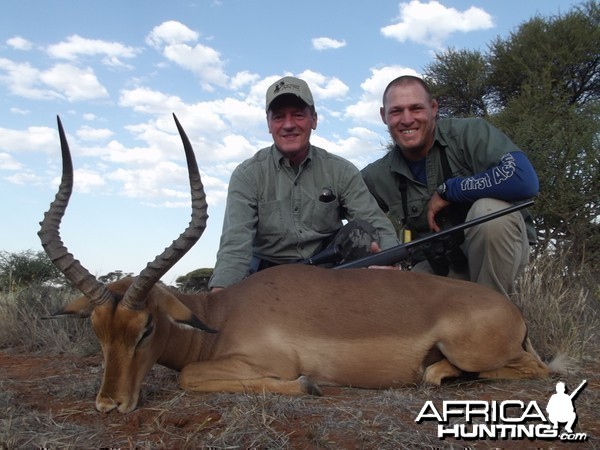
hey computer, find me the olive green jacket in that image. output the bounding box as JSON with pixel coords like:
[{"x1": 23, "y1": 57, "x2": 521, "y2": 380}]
[
  {"x1": 362, "y1": 118, "x2": 537, "y2": 242},
  {"x1": 210, "y1": 144, "x2": 399, "y2": 288}
]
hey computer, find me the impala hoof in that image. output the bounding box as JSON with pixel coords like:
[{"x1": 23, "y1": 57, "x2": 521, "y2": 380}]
[{"x1": 298, "y1": 375, "x2": 322, "y2": 396}]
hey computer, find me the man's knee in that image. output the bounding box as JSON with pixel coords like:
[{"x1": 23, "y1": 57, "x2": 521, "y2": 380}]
[{"x1": 466, "y1": 198, "x2": 523, "y2": 242}]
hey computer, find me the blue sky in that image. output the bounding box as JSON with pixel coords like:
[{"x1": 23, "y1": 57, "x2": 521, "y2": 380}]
[{"x1": 0, "y1": 0, "x2": 581, "y2": 284}]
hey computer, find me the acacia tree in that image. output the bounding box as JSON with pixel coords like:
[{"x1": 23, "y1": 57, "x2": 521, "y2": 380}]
[
  {"x1": 176, "y1": 268, "x2": 213, "y2": 292},
  {"x1": 423, "y1": 1, "x2": 599, "y2": 270},
  {"x1": 424, "y1": 48, "x2": 491, "y2": 118},
  {"x1": 0, "y1": 250, "x2": 64, "y2": 291},
  {"x1": 487, "y1": 1, "x2": 599, "y2": 111}
]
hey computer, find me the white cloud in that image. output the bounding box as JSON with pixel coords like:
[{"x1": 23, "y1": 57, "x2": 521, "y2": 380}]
[
  {"x1": 108, "y1": 160, "x2": 189, "y2": 198},
  {"x1": 311, "y1": 127, "x2": 385, "y2": 170},
  {"x1": 0, "y1": 152, "x2": 22, "y2": 170},
  {"x1": 0, "y1": 58, "x2": 56, "y2": 100},
  {"x1": 73, "y1": 168, "x2": 106, "y2": 193},
  {"x1": 83, "y1": 139, "x2": 164, "y2": 165},
  {"x1": 76, "y1": 125, "x2": 114, "y2": 142},
  {"x1": 312, "y1": 37, "x2": 347, "y2": 51},
  {"x1": 7, "y1": 171, "x2": 41, "y2": 185},
  {"x1": 7, "y1": 36, "x2": 33, "y2": 51},
  {"x1": 297, "y1": 70, "x2": 349, "y2": 101},
  {"x1": 40, "y1": 64, "x2": 109, "y2": 101},
  {"x1": 0, "y1": 59, "x2": 108, "y2": 101},
  {"x1": 162, "y1": 42, "x2": 229, "y2": 89},
  {"x1": 381, "y1": 0, "x2": 494, "y2": 48},
  {"x1": 10, "y1": 107, "x2": 30, "y2": 115},
  {"x1": 230, "y1": 71, "x2": 260, "y2": 90},
  {"x1": 119, "y1": 87, "x2": 186, "y2": 114},
  {"x1": 146, "y1": 21, "x2": 199, "y2": 48},
  {"x1": 118, "y1": 87, "x2": 265, "y2": 155},
  {"x1": 146, "y1": 21, "x2": 228, "y2": 90},
  {"x1": 47, "y1": 35, "x2": 139, "y2": 68},
  {"x1": 0, "y1": 125, "x2": 57, "y2": 153}
]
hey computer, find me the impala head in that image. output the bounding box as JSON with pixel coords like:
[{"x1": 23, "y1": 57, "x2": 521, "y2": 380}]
[{"x1": 39, "y1": 115, "x2": 216, "y2": 413}]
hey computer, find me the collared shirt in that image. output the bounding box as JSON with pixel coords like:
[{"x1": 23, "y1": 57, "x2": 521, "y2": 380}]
[
  {"x1": 209, "y1": 144, "x2": 399, "y2": 288},
  {"x1": 362, "y1": 117, "x2": 537, "y2": 242}
]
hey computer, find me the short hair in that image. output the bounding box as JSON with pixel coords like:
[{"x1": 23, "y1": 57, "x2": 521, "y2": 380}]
[{"x1": 382, "y1": 75, "x2": 434, "y2": 105}]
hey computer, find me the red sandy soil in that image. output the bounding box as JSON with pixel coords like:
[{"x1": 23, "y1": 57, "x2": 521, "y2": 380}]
[{"x1": 1, "y1": 350, "x2": 598, "y2": 449}]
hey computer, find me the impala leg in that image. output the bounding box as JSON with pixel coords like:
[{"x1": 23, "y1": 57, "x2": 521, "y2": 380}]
[
  {"x1": 423, "y1": 358, "x2": 462, "y2": 385},
  {"x1": 179, "y1": 359, "x2": 322, "y2": 395},
  {"x1": 477, "y1": 351, "x2": 550, "y2": 380}
]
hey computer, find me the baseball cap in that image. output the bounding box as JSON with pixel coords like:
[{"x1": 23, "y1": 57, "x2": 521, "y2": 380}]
[{"x1": 265, "y1": 76, "x2": 314, "y2": 111}]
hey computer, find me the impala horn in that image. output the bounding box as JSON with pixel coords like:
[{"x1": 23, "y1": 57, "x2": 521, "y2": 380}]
[
  {"x1": 121, "y1": 114, "x2": 209, "y2": 310},
  {"x1": 39, "y1": 114, "x2": 209, "y2": 311},
  {"x1": 38, "y1": 116, "x2": 114, "y2": 306}
]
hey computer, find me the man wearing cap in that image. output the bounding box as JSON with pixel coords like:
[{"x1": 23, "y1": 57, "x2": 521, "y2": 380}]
[{"x1": 209, "y1": 76, "x2": 399, "y2": 290}]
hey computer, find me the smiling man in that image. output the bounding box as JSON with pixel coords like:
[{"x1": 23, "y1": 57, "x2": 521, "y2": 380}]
[
  {"x1": 362, "y1": 75, "x2": 539, "y2": 297},
  {"x1": 209, "y1": 76, "x2": 399, "y2": 290}
]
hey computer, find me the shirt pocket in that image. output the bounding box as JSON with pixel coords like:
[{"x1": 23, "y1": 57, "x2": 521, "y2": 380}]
[
  {"x1": 310, "y1": 199, "x2": 341, "y2": 233},
  {"x1": 389, "y1": 200, "x2": 426, "y2": 228},
  {"x1": 257, "y1": 200, "x2": 285, "y2": 240}
]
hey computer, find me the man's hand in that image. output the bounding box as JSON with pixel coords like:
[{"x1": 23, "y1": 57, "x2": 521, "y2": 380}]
[
  {"x1": 367, "y1": 241, "x2": 400, "y2": 270},
  {"x1": 427, "y1": 192, "x2": 451, "y2": 233}
]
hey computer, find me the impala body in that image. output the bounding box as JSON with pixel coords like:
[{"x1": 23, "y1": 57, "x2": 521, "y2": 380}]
[{"x1": 41, "y1": 116, "x2": 550, "y2": 413}]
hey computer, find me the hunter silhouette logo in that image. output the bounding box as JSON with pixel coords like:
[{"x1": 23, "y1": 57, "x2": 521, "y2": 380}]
[
  {"x1": 273, "y1": 80, "x2": 285, "y2": 93},
  {"x1": 546, "y1": 380, "x2": 587, "y2": 434},
  {"x1": 415, "y1": 379, "x2": 589, "y2": 442}
]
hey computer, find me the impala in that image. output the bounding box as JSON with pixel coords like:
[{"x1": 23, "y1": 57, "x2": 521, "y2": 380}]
[{"x1": 40, "y1": 115, "x2": 550, "y2": 413}]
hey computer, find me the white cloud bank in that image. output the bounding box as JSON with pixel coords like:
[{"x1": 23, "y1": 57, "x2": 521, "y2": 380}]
[{"x1": 381, "y1": 0, "x2": 494, "y2": 49}]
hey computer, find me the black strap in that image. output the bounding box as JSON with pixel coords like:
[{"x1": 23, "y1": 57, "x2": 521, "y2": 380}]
[
  {"x1": 439, "y1": 148, "x2": 453, "y2": 181},
  {"x1": 396, "y1": 173, "x2": 409, "y2": 226},
  {"x1": 396, "y1": 148, "x2": 452, "y2": 226}
]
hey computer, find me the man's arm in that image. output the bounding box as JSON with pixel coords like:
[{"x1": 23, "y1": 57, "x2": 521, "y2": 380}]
[
  {"x1": 208, "y1": 168, "x2": 258, "y2": 290},
  {"x1": 444, "y1": 151, "x2": 539, "y2": 203},
  {"x1": 428, "y1": 151, "x2": 538, "y2": 232},
  {"x1": 341, "y1": 163, "x2": 400, "y2": 249}
]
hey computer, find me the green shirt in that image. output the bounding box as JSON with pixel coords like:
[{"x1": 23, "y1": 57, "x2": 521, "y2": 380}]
[
  {"x1": 362, "y1": 118, "x2": 536, "y2": 242},
  {"x1": 210, "y1": 144, "x2": 399, "y2": 288}
]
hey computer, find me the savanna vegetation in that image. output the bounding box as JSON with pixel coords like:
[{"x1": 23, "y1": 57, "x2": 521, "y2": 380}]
[{"x1": 1, "y1": 2, "x2": 598, "y2": 448}]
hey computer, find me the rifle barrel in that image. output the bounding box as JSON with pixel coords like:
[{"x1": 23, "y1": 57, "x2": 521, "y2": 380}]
[
  {"x1": 569, "y1": 380, "x2": 587, "y2": 399},
  {"x1": 334, "y1": 200, "x2": 534, "y2": 269}
]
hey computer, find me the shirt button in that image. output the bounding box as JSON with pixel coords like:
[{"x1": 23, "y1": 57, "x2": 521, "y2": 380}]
[{"x1": 411, "y1": 206, "x2": 418, "y2": 213}]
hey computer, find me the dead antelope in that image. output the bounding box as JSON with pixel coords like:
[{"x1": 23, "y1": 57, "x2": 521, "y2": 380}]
[{"x1": 40, "y1": 115, "x2": 550, "y2": 414}]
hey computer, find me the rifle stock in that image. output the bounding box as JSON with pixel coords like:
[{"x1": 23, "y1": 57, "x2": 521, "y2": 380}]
[{"x1": 334, "y1": 200, "x2": 534, "y2": 270}]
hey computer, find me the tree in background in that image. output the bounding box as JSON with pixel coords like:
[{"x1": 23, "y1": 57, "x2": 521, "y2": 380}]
[
  {"x1": 98, "y1": 270, "x2": 133, "y2": 284},
  {"x1": 176, "y1": 268, "x2": 213, "y2": 292},
  {"x1": 0, "y1": 250, "x2": 64, "y2": 291},
  {"x1": 423, "y1": 0, "x2": 599, "y2": 271},
  {"x1": 424, "y1": 48, "x2": 491, "y2": 118}
]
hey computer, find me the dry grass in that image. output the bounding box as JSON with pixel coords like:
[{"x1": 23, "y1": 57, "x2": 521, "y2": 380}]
[
  {"x1": 515, "y1": 250, "x2": 599, "y2": 363},
  {"x1": 0, "y1": 248, "x2": 598, "y2": 448},
  {"x1": 0, "y1": 284, "x2": 98, "y2": 355}
]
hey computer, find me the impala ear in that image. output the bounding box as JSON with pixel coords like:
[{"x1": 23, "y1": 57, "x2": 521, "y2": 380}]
[
  {"x1": 43, "y1": 295, "x2": 94, "y2": 319},
  {"x1": 160, "y1": 292, "x2": 217, "y2": 334}
]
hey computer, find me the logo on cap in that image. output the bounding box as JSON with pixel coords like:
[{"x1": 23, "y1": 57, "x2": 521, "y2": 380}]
[{"x1": 266, "y1": 76, "x2": 314, "y2": 111}]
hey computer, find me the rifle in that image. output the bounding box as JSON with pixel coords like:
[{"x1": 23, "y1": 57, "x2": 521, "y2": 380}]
[
  {"x1": 333, "y1": 200, "x2": 534, "y2": 270},
  {"x1": 569, "y1": 380, "x2": 587, "y2": 400}
]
